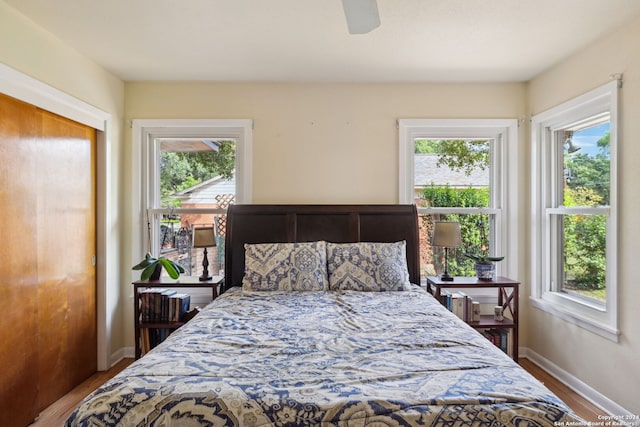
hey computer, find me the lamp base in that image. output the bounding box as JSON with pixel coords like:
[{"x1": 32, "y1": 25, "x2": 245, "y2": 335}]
[
  {"x1": 199, "y1": 247, "x2": 211, "y2": 281},
  {"x1": 440, "y1": 273, "x2": 454, "y2": 281}
]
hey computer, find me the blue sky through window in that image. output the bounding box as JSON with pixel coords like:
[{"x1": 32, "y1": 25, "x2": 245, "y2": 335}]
[{"x1": 572, "y1": 122, "x2": 610, "y2": 157}]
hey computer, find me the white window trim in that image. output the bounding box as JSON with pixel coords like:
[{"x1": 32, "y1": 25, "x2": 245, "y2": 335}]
[
  {"x1": 398, "y1": 118, "x2": 519, "y2": 282},
  {"x1": 131, "y1": 119, "x2": 253, "y2": 267},
  {"x1": 530, "y1": 81, "x2": 619, "y2": 342}
]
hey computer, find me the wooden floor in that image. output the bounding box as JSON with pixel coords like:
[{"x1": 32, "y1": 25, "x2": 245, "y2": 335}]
[
  {"x1": 31, "y1": 357, "x2": 605, "y2": 426},
  {"x1": 519, "y1": 358, "x2": 607, "y2": 421},
  {"x1": 29, "y1": 358, "x2": 133, "y2": 427}
]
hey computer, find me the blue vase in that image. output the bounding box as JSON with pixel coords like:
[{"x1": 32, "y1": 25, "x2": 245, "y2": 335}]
[{"x1": 475, "y1": 262, "x2": 495, "y2": 280}]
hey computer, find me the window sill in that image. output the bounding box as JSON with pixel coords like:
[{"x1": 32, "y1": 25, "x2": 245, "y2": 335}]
[{"x1": 529, "y1": 296, "x2": 620, "y2": 343}]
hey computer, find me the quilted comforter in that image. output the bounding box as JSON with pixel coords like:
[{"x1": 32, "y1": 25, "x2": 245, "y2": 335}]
[{"x1": 66, "y1": 285, "x2": 584, "y2": 426}]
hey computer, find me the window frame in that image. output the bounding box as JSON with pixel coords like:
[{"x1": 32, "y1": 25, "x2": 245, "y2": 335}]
[
  {"x1": 131, "y1": 119, "x2": 253, "y2": 268},
  {"x1": 530, "y1": 81, "x2": 619, "y2": 342},
  {"x1": 398, "y1": 118, "x2": 519, "y2": 282}
]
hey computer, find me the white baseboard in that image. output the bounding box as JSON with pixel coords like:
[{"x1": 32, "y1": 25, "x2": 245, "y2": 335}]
[
  {"x1": 520, "y1": 347, "x2": 636, "y2": 420},
  {"x1": 122, "y1": 346, "x2": 135, "y2": 360},
  {"x1": 108, "y1": 346, "x2": 135, "y2": 369}
]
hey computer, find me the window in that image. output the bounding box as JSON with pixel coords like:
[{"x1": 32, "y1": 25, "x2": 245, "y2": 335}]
[
  {"x1": 531, "y1": 81, "x2": 619, "y2": 341},
  {"x1": 132, "y1": 119, "x2": 252, "y2": 280},
  {"x1": 399, "y1": 119, "x2": 519, "y2": 290}
]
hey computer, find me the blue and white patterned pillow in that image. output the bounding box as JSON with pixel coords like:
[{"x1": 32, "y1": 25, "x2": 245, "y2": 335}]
[
  {"x1": 242, "y1": 241, "x2": 328, "y2": 291},
  {"x1": 326, "y1": 241, "x2": 411, "y2": 291}
]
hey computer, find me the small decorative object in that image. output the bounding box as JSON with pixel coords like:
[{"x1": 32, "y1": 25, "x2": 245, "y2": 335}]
[
  {"x1": 494, "y1": 306, "x2": 504, "y2": 322},
  {"x1": 132, "y1": 253, "x2": 185, "y2": 281},
  {"x1": 564, "y1": 136, "x2": 581, "y2": 154},
  {"x1": 463, "y1": 251, "x2": 504, "y2": 281},
  {"x1": 432, "y1": 221, "x2": 462, "y2": 281},
  {"x1": 193, "y1": 225, "x2": 216, "y2": 281}
]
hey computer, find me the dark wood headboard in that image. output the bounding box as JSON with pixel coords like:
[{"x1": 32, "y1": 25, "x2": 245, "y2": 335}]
[{"x1": 224, "y1": 204, "x2": 420, "y2": 289}]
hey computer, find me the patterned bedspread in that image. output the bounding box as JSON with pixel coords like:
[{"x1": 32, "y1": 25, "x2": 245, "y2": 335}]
[{"x1": 66, "y1": 285, "x2": 584, "y2": 426}]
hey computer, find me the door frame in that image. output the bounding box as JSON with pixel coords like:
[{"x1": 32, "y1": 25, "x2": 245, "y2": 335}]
[{"x1": 0, "y1": 63, "x2": 112, "y2": 371}]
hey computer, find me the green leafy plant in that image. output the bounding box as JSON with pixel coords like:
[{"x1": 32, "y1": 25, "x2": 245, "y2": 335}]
[
  {"x1": 132, "y1": 252, "x2": 185, "y2": 280},
  {"x1": 462, "y1": 252, "x2": 504, "y2": 265}
]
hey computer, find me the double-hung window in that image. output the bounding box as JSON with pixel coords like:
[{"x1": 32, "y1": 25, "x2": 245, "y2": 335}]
[
  {"x1": 398, "y1": 119, "x2": 518, "y2": 289},
  {"x1": 132, "y1": 119, "x2": 252, "y2": 281},
  {"x1": 531, "y1": 81, "x2": 619, "y2": 341}
]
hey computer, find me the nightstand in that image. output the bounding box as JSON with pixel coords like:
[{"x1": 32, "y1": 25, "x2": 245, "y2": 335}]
[
  {"x1": 133, "y1": 275, "x2": 223, "y2": 359},
  {"x1": 426, "y1": 275, "x2": 520, "y2": 361}
]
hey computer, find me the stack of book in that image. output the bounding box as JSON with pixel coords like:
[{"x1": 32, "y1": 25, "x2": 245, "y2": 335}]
[
  {"x1": 435, "y1": 289, "x2": 480, "y2": 322},
  {"x1": 142, "y1": 328, "x2": 170, "y2": 353},
  {"x1": 139, "y1": 288, "x2": 191, "y2": 323},
  {"x1": 481, "y1": 328, "x2": 510, "y2": 354}
]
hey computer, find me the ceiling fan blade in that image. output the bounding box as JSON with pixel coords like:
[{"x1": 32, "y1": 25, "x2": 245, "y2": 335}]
[{"x1": 341, "y1": 0, "x2": 380, "y2": 34}]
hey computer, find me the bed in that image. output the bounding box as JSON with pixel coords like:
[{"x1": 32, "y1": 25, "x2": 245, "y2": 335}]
[{"x1": 66, "y1": 204, "x2": 585, "y2": 426}]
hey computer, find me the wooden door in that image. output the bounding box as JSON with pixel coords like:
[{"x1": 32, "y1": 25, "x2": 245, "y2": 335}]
[
  {"x1": 0, "y1": 91, "x2": 41, "y2": 427},
  {"x1": 0, "y1": 93, "x2": 97, "y2": 427}
]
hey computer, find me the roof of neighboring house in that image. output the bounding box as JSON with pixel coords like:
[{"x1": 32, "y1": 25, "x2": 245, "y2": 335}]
[
  {"x1": 174, "y1": 175, "x2": 236, "y2": 204},
  {"x1": 414, "y1": 154, "x2": 489, "y2": 188}
]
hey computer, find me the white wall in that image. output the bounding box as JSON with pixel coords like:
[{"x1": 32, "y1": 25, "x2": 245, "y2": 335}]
[
  {"x1": 125, "y1": 82, "x2": 527, "y2": 203},
  {"x1": 527, "y1": 14, "x2": 640, "y2": 414}
]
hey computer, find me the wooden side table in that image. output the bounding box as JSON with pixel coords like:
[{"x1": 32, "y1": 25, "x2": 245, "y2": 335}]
[
  {"x1": 426, "y1": 275, "x2": 520, "y2": 361},
  {"x1": 133, "y1": 275, "x2": 223, "y2": 359}
]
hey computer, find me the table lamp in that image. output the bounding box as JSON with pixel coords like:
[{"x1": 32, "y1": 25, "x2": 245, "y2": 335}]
[
  {"x1": 192, "y1": 225, "x2": 216, "y2": 281},
  {"x1": 432, "y1": 221, "x2": 462, "y2": 281}
]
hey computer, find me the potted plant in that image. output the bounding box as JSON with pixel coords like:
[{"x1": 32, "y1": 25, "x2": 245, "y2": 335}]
[
  {"x1": 132, "y1": 252, "x2": 185, "y2": 281},
  {"x1": 463, "y1": 250, "x2": 504, "y2": 280}
]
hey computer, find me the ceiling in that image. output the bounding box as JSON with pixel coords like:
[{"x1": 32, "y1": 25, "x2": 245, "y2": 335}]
[{"x1": 7, "y1": 0, "x2": 640, "y2": 83}]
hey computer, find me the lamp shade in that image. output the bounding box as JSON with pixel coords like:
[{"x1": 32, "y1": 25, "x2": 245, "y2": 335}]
[
  {"x1": 192, "y1": 226, "x2": 216, "y2": 248},
  {"x1": 432, "y1": 221, "x2": 462, "y2": 248}
]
